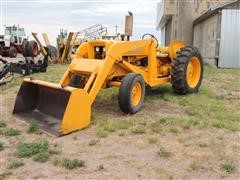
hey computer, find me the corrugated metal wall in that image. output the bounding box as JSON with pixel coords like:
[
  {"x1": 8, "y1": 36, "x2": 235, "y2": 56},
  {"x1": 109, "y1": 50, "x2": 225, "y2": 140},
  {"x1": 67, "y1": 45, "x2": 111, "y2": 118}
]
[{"x1": 219, "y1": 9, "x2": 240, "y2": 68}]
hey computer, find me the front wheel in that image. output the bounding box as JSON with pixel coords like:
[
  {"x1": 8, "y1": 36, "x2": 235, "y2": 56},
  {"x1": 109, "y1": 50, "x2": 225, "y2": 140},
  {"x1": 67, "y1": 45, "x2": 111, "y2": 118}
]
[
  {"x1": 118, "y1": 73, "x2": 145, "y2": 114},
  {"x1": 171, "y1": 46, "x2": 203, "y2": 94}
]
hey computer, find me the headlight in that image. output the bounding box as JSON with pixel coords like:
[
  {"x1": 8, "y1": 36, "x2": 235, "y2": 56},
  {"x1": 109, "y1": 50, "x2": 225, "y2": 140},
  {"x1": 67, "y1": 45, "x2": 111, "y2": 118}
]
[{"x1": 95, "y1": 47, "x2": 100, "y2": 52}]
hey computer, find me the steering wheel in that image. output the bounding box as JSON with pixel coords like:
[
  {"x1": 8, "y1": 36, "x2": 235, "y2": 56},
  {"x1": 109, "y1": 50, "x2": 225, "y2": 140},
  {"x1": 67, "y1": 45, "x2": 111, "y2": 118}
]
[{"x1": 142, "y1": 33, "x2": 159, "y2": 47}]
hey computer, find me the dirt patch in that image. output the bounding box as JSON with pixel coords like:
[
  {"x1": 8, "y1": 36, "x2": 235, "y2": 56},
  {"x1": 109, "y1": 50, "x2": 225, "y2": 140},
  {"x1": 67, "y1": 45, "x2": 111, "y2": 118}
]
[{"x1": 0, "y1": 66, "x2": 240, "y2": 179}]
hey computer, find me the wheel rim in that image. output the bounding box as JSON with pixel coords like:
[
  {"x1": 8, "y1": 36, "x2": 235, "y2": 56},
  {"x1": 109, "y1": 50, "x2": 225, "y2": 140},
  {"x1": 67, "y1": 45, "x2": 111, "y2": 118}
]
[
  {"x1": 131, "y1": 82, "x2": 142, "y2": 106},
  {"x1": 186, "y1": 57, "x2": 201, "y2": 88},
  {"x1": 33, "y1": 44, "x2": 38, "y2": 55},
  {"x1": 13, "y1": 49, "x2": 17, "y2": 57}
]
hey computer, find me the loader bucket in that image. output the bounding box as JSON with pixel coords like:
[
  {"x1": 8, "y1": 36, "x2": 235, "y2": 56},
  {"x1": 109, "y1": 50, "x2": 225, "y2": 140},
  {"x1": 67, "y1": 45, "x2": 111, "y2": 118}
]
[{"x1": 13, "y1": 79, "x2": 91, "y2": 136}]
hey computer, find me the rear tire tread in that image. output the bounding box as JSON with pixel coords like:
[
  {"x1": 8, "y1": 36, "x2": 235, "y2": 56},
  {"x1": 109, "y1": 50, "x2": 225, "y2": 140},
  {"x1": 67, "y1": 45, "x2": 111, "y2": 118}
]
[{"x1": 171, "y1": 46, "x2": 203, "y2": 95}]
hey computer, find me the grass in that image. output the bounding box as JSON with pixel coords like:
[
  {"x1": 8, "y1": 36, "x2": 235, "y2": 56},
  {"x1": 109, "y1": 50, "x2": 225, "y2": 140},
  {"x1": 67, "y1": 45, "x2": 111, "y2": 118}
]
[
  {"x1": 27, "y1": 121, "x2": 41, "y2": 134},
  {"x1": 88, "y1": 139, "x2": 99, "y2": 146},
  {"x1": 220, "y1": 162, "x2": 236, "y2": 173},
  {"x1": 16, "y1": 141, "x2": 61, "y2": 163},
  {"x1": 0, "y1": 121, "x2": 6, "y2": 128},
  {"x1": 170, "y1": 127, "x2": 180, "y2": 134},
  {"x1": 51, "y1": 155, "x2": 62, "y2": 166},
  {"x1": 33, "y1": 152, "x2": 49, "y2": 162},
  {"x1": 96, "y1": 129, "x2": 108, "y2": 138},
  {"x1": 51, "y1": 156, "x2": 85, "y2": 169},
  {"x1": 7, "y1": 159, "x2": 24, "y2": 169},
  {"x1": 148, "y1": 138, "x2": 158, "y2": 144},
  {"x1": 156, "y1": 167, "x2": 173, "y2": 180},
  {"x1": 63, "y1": 158, "x2": 85, "y2": 169},
  {"x1": 48, "y1": 142, "x2": 61, "y2": 155},
  {"x1": 93, "y1": 115, "x2": 133, "y2": 133},
  {"x1": 161, "y1": 87, "x2": 240, "y2": 131},
  {"x1": 189, "y1": 161, "x2": 200, "y2": 171},
  {"x1": 158, "y1": 147, "x2": 171, "y2": 158},
  {"x1": 0, "y1": 171, "x2": 12, "y2": 180},
  {"x1": 3, "y1": 128, "x2": 20, "y2": 136},
  {"x1": 132, "y1": 126, "x2": 146, "y2": 134},
  {"x1": 0, "y1": 64, "x2": 67, "y2": 94},
  {"x1": 150, "y1": 121, "x2": 163, "y2": 133},
  {"x1": 118, "y1": 131, "x2": 126, "y2": 136},
  {"x1": 97, "y1": 164, "x2": 104, "y2": 171},
  {"x1": 17, "y1": 141, "x2": 49, "y2": 157},
  {"x1": 198, "y1": 142, "x2": 208, "y2": 148},
  {"x1": 0, "y1": 142, "x2": 4, "y2": 151}
]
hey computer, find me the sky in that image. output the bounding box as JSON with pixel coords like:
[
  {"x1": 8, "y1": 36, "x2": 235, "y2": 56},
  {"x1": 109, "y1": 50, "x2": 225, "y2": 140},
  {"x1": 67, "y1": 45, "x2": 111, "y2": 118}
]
[{"x1": 0, "y1": 0, "x2": 161, "y2": 45}]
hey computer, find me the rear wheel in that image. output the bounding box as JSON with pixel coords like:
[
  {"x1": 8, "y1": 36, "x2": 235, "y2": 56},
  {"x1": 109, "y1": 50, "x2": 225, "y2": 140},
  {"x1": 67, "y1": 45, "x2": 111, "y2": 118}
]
[
  {"x1": 118, "y1": 73, "x2": 145, "y2": 114},
  {"x1": 9, "y1": 46, "x2": 17, "y2": 58},
  {"x1": 171, "y1": 46, "x2": 203, "y2": 94},
  {"x1": 22, "y1": 40, "x2": 28, "y2": 57},
  {"x1": 0, "y1": 46, "x2": 3, "y2": 56},
  {"x1": 27, "y1": 41, "x2": 39, "y2": 57}
]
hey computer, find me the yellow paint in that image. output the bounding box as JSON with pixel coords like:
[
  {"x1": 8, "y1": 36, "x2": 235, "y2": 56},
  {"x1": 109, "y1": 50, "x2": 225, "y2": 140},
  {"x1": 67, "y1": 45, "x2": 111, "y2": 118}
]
[
  {"x1": 131, "y1": 82, "x2": 142, "y2": 106},
  {"x1": 60, "y1": 88, "x2": 91, "y2": 134},
  {"x1": 186, "y1": 57, "x2": 201, "y2": 88},
  {"x1": 16, "y1": 38, "x2": 189, "y2": 135}
]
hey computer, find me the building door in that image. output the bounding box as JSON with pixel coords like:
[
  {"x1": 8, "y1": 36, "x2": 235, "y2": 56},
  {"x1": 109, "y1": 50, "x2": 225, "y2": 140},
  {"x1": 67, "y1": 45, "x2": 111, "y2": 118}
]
[{"x1": 219, "y1": 9, "x2": 240, "y2": 68}]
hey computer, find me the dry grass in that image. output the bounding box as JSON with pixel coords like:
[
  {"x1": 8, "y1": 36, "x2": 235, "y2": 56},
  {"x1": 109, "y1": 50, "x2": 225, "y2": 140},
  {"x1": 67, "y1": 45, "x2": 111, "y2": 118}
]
[{"x1": 0, "y1": 64, "x2": 239, "y2": 179}]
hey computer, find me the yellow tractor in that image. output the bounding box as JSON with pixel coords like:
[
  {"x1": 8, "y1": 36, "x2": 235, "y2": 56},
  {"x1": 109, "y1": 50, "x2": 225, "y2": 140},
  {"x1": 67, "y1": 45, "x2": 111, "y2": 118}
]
[{"x1": 12, "y1": 34, "x2": 203, "y2": 136}]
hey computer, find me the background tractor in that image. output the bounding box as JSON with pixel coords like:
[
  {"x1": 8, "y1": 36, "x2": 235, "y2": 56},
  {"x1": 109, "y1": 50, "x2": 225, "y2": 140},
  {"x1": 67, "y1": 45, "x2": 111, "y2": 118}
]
[{"x1": 0, "y1": 25, "x2": 39, "y2": 58}]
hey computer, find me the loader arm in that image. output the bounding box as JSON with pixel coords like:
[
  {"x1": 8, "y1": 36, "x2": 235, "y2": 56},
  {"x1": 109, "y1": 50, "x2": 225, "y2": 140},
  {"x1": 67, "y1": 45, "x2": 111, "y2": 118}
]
[
  {"x1": 87, "y1": 38, "x2": 153, "y2": 104},
  {"x1": 13, "y1": 38, "x2": 156, "y2": 135}
]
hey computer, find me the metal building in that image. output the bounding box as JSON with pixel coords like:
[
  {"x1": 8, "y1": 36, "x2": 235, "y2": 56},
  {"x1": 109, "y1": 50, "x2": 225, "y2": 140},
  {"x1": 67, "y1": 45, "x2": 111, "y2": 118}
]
[
  {"x1": 156, "y1": 0, "x2": 226, "y2": 46},
  {"x1": 193, "y1": 0, "x2": 240, "y2": 68}
]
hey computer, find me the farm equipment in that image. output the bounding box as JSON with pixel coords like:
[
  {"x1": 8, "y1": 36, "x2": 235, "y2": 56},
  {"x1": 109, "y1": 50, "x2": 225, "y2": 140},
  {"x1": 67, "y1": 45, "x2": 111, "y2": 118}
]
[
  {"x1": 0, "y1": 54, "x2": 48, "y2": 85},
  {"x1": 13, "y1": 36, "x2": 203, "y2": 135},
  {"x1": 0, "y1": 25, "x2": 39, "y2": 58}
]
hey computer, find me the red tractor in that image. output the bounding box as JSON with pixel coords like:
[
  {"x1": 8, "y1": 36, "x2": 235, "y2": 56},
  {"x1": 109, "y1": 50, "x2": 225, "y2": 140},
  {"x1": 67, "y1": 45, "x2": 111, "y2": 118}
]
[{"x1": 0, "y1": 25, "x2": 39, "y2": 58}]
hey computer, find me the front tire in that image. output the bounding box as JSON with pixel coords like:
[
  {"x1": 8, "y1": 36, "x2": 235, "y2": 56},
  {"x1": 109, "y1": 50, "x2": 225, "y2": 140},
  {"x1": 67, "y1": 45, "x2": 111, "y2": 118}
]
[
  {"x1": 118, "y1": 73, "x2": 145, "y2": 114},
  {"x1": 171, "y1": 46, "x2": 203, "y2": 95}
]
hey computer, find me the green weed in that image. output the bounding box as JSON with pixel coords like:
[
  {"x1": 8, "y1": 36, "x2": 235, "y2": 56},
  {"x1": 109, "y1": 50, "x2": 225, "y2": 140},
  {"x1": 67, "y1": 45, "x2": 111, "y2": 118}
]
[
  {"x1": 158, "y1": 147, "x2": 171, "y2": 158},
  {"x1": 33, "y1": 152, "x2": 49, "y2": 162},
  {"x1": 0, "y1": 121, "x2": 6, "y2": 128},
  {"x1": 118, "y1": 131, "x2": 126, "y2": 136},
  {"x1": 97, "y1": 164, "x2": 104, "y2": 171},
  {"x1": 156, "y1": 167, "x2": 173, "y2": 180},
  {"x1": 148, "y1": 138, "x2": 158, "y2": 144},
  {"x1": 51, "y1": 155, "x2": 62, "y2": 166},
  {"x1": 88, "y1": 139, "x2": 99, "y2": 146},
  {"x1": 7, "y1": 159, "x2": 24, "y2": 169},
  {"x1": 27, "y1": 121, "x2": 40, "y2": 134},
  {"x1": 198, "y1": 142, "x2": 208, "y2": 148},
  {"x1": 132, "y1": 126, "x2": 146, "y2": 134},
  {"x1": 63, "y1": 158, "x2": 85, "y2": 169},
  {"x1": 96, "y1": 129, "x2": 108, "y2": 138},
  {"x1": 4, "y1": 128, "x2": 20, "y2": 136},
  {"x1": 17, "y1": 141, "x2": 49, "y2": 157},
  {"x1": 0, "y1": 171, "x2": 12, "y2": 180},
  {"x1": 170, "y1": 127, "x2": 180, "y2": 134},
  {"x1": 0, "y1": 142, "x2": 4, "y2": 151},
  {"x1": 220, "y1": 162, "x2": 236, "y2": 173}
]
